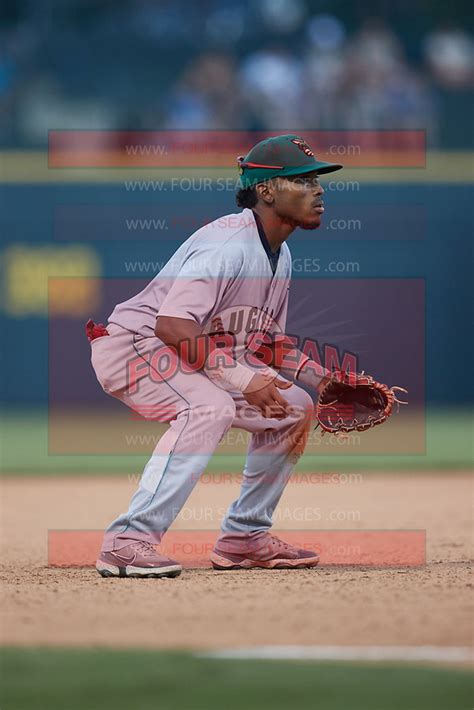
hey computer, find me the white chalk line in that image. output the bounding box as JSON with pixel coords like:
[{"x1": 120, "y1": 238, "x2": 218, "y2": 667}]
[{"x1": 199, "y1": 645, "x2": 473, "y2": 664}]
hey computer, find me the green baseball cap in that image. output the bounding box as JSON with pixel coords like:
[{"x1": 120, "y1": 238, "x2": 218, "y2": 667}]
[{"x1": 237, "y1": 134, "x2": 343, "y2": 188}]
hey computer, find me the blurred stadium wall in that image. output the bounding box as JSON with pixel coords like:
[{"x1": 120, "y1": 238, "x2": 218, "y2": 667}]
[{"x1": 0, "y1": 1, "x2": 472, "y2": 473}]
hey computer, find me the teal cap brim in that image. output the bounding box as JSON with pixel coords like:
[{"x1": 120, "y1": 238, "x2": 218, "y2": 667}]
[{"x1": 239, "y1": 160, "x2": 343, "y2": 188}]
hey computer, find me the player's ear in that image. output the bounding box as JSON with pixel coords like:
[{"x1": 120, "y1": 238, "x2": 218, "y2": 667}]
[
  {"x1": 255, "y1": 182, "x2": 275, "y2": 205},
  {"x1": 255, "y1": 182, "x2": 274, "y2": 205}
]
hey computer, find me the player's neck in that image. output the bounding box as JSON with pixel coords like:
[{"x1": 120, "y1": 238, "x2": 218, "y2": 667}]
[{"x1": 251, "y1": 206, "x2": 294, "y2": 251}]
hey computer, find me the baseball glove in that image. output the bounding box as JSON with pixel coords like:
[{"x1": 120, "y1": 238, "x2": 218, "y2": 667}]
[{"x1": 315, "y1": 370, "x2": 407, "y2": 435}]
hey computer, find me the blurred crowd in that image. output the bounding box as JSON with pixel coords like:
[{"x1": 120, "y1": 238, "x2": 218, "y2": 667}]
[{"x1": 0, "y1": 0, "x2": 472, "y2": 148}]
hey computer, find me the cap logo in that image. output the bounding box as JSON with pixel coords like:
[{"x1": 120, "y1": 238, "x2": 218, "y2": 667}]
[{"x1": 291, "y1": 138, "x2": 314, "y2": 157}]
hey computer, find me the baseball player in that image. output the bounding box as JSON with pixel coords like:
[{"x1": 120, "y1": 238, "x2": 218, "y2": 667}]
[{"x1": 89, "y1": 134, "x2": 344, "y2": 578}]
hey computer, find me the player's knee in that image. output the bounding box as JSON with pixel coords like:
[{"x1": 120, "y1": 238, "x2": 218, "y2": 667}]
[
  {"x1": 287, "y1": 386, "x2": 314, "y2": 424},
  {"x1": 192, "y1": 392, "x2": 236, "y2": 429},
  {"x1": 215, "y1": 396, "x2": 236, "y2": 429}
]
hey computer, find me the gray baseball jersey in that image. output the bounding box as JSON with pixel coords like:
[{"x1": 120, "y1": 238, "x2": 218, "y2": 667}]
[{"x1": 109, "y1": 208, "x2": 291, "y2": 347}]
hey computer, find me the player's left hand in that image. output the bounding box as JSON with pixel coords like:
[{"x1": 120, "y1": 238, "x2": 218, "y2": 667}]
[{"x1": 243, "y1": 374, "x2": 292, "y2": 419}]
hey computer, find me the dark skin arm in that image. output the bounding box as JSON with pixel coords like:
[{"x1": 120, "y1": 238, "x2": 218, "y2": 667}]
[
  {"x1": 155, "y1": 316, "x2": 291, "y2": 419},
  {"x1": 254, "y1": 338, "x2": 331, "y2": 394}
]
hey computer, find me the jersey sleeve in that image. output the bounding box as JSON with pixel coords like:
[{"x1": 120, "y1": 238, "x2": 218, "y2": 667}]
[{"x1": 157, "y1": 245, "x2": 241, "y2": 327}]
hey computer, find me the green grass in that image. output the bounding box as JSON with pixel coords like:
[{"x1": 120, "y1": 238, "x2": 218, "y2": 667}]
[
  {"x1": 1, "y1": 648, "x2": 472, "y2": 710},
  {"x1": 1, "y1": 408, "x2": 472, "y2": 475}
]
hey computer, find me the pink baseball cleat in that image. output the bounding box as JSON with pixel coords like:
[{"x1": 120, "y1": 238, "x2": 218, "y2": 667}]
[
  {"x1": 210, "y1": 533, "x2": 319, "y2": 570},
  {"x1": 96, "y1": 541, "x2": 182, "y2": 578}
]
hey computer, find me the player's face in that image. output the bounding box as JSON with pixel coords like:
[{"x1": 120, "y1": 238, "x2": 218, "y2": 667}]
[{"x1": 272, "y1": 173, "x2": 325, "y2": 230}]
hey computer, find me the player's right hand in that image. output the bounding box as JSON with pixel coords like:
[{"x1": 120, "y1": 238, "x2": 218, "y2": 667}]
[{"x1": 243, "y1": 374, "x2": 292, "y2": 419}]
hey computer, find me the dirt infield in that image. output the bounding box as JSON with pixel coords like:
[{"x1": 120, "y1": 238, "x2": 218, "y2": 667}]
[{"x1": 1, "y1": 472, "x2": 472, "y2": 650}]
